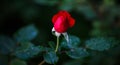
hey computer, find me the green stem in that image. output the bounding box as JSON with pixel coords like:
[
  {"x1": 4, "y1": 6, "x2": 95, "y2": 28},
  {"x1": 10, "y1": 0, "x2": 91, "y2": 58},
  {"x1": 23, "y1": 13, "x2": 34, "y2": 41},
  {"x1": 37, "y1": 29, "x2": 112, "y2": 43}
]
[
  {"x1": 55, "y1": 36, "x2": 59, "y2": 52},
  {"x1": 38, "y1": 36, "x2": 59, "y2": 65}
]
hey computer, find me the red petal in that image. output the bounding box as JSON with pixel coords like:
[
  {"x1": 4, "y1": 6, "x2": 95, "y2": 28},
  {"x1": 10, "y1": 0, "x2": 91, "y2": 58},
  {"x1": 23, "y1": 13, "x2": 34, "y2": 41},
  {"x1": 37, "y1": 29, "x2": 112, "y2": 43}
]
[
  {"x1": 52, "y1": 10, "x2": 71, "y2": 24},
  {"x1": 54, "y1": 16, "x2": 69, "y2": 33},
  {"x1": 52, "y1": 14, "x2": 59, "y2": 24},
  {"x1": 68, "y1": 17, "x2": 75, "y2": 27}
]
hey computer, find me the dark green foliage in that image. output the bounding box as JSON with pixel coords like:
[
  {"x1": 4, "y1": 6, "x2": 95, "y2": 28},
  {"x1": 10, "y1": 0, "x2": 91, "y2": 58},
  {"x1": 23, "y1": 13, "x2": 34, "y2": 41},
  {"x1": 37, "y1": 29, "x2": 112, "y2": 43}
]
[
  {"x1": 60, "y1": 35, "x2": 81, "y2": 49},
  {"x1": 14, "y1": 42, "x2": 41, "y2": 59},
  {"x1": 34, "y1": 0, "x2": 57, "y2": 6},
  {"x1": 66, "y1": 47, "x2": 89, "y2": 59},
  {"x1": 63, "y1": 60, "x2": 81, "y2": 65},
  {"x1": 44, "y1": 51, "x2": 59, "y2": 64},
  {"x1": 0, "y1": 35, "x2": 16, "y2": 54},
  {"x1": 76, "y1": 5, "x2": 97, "y2": 19},
  {"x1": 59, "y1": 0, "x2": 74, "y2": 11},
  {"x1": 85, "y1": 37, "x2": 114, "y2": 51},
  {"x1": 48, "y1": 41, "x2": 56, "y2": 50},
  {"x1": 0, "y1": 55, "x2": 8, "y2": 65},
  {"x1": 10, "y1": 59, "x2": 27, "y2": 65},
  {"x1": 14, "y1": 24, "x2": 38, "y2": 42}
]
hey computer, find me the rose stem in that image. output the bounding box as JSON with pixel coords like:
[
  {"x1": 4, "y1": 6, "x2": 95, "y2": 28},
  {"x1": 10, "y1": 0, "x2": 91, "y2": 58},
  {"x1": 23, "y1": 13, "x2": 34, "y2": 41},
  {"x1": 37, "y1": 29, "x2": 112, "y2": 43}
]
[
  {"x1": 38, "y1": 36, "x2": 60, "y2": 65},
  {"x1": 55, "y1": 36, "x2": 59, "y2": 52}
]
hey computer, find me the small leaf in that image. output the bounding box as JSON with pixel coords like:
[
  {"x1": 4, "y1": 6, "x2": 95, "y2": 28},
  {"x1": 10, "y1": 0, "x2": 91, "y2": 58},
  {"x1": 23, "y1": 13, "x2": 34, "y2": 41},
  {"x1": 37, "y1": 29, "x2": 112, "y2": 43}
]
[
  {"x1": 60, "y1": 35, "x2": 80, "y2": 49},
  {"x1": 85, "y1": 37, "x2": 111, "y2": 51},
  {"x1": 66, "y1": 48, "x2": 89, "y2": 59},
  {"x1": 14, "y1": 42, "x2": 42, "y2": 59},
  {"x1": 0, "y1": 35, "x2": 16, "y2": 54},
  {"x1": 44, "y1": 51, "x2": 59, "y2": 64},
  {"x1": 14, "y1": 24, "x2": 38, "y2": 42},
  {"x1": 10, "y1": 59, "x2": 27, "y2": 65}
]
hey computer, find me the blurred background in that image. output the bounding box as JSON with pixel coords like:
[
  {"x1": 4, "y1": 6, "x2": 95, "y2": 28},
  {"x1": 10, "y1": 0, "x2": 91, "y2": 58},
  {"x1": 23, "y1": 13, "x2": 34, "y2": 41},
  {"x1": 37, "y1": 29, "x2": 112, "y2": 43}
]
[{"x1": 0, "y1": 0, "x2": 120, "y2": 65}]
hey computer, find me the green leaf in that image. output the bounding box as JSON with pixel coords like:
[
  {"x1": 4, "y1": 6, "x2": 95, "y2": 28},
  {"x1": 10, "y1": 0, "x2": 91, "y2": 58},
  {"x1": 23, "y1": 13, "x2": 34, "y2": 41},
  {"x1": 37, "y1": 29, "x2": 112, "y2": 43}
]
[
  {"x1": 88, "y1": 52, "x2": 105, "y2": 65},
  {"x1": 14, "y1": 24, "x2": 38, "y2": 42},
  {"x1": 66, "y1": 48, "x2": 89, "y2": 59},
  {"x1": 60, "y1": 35, "x2": 80, "y2": 49},
  {"x1": 85, "y1": 37, "x2": 111, "y2": 51},
  {"x1": 44, "y1": 51, "x2": 59, "y2": 64},
  {"x1": 0, "y1": 35, "x2": 16, "y2": 54},
  {"x1": 14, "y1": 42, "x2": 42, "y2": 59},
  {"x1": 10, "y1": 59, "x2": 27, "y2": 65}
]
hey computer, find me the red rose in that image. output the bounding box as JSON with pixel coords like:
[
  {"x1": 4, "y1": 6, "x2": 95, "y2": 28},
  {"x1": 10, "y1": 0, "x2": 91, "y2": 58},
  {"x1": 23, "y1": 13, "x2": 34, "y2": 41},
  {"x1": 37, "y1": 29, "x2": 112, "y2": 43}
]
[{"x1": 52, "y1": 10, "x2": 75, "y2": 33}]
